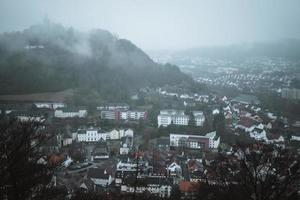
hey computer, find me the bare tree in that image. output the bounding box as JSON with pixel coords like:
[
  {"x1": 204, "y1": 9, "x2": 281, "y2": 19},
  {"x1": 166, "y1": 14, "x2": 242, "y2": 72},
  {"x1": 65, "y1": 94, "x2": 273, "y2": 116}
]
[
  {"x1": 203, "y1": 143, "x2": 300, "y2": 200},
  {"x1": 0, "y1": 118, "x2": 59, "y2": 200}
]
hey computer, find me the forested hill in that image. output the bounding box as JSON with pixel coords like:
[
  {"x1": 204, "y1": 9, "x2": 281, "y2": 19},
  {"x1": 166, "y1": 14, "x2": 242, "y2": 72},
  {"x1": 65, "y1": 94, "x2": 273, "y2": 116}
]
[{"x1": 0, "y1": 21, "x2": 192, "y2": 102}]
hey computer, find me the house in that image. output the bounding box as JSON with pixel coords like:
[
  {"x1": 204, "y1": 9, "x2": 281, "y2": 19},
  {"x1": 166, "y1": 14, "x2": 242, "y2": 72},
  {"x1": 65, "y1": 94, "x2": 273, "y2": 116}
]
[
  {"x1": 179, "y1": 181, "x2": 200, "y2": 199},
  {"x1": 91, "y1": 142, "x2": 109, "y2": 161},
  {"x1": 120, "y1": 143, "x2": 130, "y2": 155},
  {"x1": 8, "y1": 110, "x2": 45, "y2": 122},
  {"x1": 115, "y1": 170, "x2": 137, "y2": 186},
  {"x1": 115, "y1": 158, "x2": 151, "y2": 186},
  {"x1": 109, "y1": 129, "x2": 134, "y2": 140},
  {"x1": 267, "y1": 133, "x2": 285, "y2": 144},
  {"x1": 249, "y1": 127, "x2": 267, "y2": 141},
  {"x1": 156, "y1": 137, "x2": 170, "y2": 149},
  {"x1": 212, "y1": 109, "x2": 220, "y2": 115},
  {"x1": 87, "y1": 168, "x2": 113, "y2": 187},
  {"x1": 120, "y1": 129, "x2": 134, "y2": 138},
  {"x1": 80, "y1": 178, "x2": 95, "y2": 192},
  {"x1": 167, "y1": 162, "x2": 182, "y2": 177},
  {"x1": 37, "y1": 156, "x2": 48, "y2": 165},
  {"x1": 188, "y1": 159, "x2": 204, "y2": 182},
  {"x1": 116, "y1": 158, "x2": 149, "y2": 171},
  {"x1": 110, "y1": 129, "x2": 120, "y2": 140}
]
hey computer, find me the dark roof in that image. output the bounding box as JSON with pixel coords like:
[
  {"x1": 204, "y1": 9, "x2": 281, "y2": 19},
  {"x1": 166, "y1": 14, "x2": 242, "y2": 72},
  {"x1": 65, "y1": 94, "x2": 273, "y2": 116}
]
[
  {"x1": 57, "y1": 107, "x2": 86, "y2": 112},
  {"x1": 8, "y1": 110, "x2": 44, "y2": 117},
  {"x1": 77, "y1": 130, "x2": 86, "y2": 134},
  {"x1": 92, "y1": 147, "x2": 108, "y2": 155},
  {"x1": 146, "y1": 176, "x2": 173, "y2": 186},
  {"x1": 80, "y1": 178, "x2": 94, "y2": 190},
  {"x1": 188, "y1": 137, "x2": 209, "y2": 142},
  {"x1": 253, "y1": 127, "x2": 264, "y2": 133},
  {"x1": 157, "y1": 137, "x2": 169, "y2": 146},
  {"x1": 122, "y1": 176, "x2": 173, "y2": 186},
  {"x1": 88, "y1": 168, "x2": 110, "y2": 179},
  {"x1": 115, "y1": 170, "x2": 136, "y2": 178}
]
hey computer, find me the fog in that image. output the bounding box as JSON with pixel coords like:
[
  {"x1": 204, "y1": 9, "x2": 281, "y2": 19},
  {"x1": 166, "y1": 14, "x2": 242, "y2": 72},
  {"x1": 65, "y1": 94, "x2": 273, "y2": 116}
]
[{"x1": 1, "y1": 0, "x2": 300, "y2": 50}]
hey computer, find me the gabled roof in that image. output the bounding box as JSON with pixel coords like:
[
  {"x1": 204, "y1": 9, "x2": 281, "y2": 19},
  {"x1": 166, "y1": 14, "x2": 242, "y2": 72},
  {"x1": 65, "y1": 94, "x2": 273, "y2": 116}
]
[{"x1": 80, "y1": 178, "x2": 94, "y2": 190}]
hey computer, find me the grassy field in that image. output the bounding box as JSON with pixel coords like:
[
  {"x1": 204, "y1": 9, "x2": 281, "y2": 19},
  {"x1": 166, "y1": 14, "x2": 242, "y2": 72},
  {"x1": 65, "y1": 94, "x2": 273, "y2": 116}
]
[{"x1": 0, "y1": 89, "x2": 74, "y2": 102}]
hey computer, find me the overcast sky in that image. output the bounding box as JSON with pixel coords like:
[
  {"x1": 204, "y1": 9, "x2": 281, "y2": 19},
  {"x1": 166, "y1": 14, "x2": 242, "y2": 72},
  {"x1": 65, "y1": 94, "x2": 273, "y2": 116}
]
[{"x1": 1, "y1": 0, "x2": 300, "y2": 50}]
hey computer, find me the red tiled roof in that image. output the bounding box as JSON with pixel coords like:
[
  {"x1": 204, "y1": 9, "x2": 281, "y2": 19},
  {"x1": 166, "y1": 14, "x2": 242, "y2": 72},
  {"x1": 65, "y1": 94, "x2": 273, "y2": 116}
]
[
  {"x1": 179, "y1": 181, "x2": 200, "y2": 192},
  {"x1": 238, "y1": 117, "x2": 256, "y2": 128}
]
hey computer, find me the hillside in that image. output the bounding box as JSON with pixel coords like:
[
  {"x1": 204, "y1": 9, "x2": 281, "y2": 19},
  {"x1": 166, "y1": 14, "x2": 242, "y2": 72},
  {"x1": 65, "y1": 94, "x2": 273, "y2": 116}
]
[{"x1": 0, "y1": 21, "x2": 192, "y2": 104}]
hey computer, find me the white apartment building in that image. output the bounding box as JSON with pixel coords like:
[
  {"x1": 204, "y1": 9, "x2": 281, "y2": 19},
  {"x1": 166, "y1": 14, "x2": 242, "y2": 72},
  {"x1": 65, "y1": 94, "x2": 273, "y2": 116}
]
[
  {"x1": 157, "y1": 110, "x2": 205, "y2": 127},
  {"x1": 170, "y1": 131, "x2": 220, "y2": 150},
  {"x1": 54, "y1": 108, "x2": 87, "y2": 118},
  {"x1": 120, "y1": 110, "x2": 148, "y2": 120},
  {"x1": 193, "y1": 111, "x2": 205, "y2": 126},
  {"x1": 172, "y1": 115, "x2": 189, "y2": 126}
]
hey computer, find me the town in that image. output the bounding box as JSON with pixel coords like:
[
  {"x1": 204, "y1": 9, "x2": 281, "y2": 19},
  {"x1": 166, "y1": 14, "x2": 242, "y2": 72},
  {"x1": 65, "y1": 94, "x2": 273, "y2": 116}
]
[
  {"x1": 1, "y1": 1, "x2": 300, "y2": 199},
  {"x1": 1, "y1": 75, "x2": 299, "y2": 199}
]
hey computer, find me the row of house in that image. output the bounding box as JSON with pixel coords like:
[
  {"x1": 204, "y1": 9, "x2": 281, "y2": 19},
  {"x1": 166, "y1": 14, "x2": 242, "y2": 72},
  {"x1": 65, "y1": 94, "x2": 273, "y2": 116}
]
[
  {"x1": 54, "y1": 107, "x2": 88, "y2": 118},
  {"x1": 77, "y1": 128, "x2": 134, "y2": 142},
  {"x1": 34, "y1": 102, "x2": 65, "y2": 109},
  {"x1": 157, "y1": 109, "x2": 205, "y2": 127}
]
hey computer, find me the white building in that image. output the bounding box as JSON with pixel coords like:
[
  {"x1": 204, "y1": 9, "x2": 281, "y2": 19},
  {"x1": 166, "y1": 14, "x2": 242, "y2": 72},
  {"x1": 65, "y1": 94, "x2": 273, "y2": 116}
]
[
  {"x1": 157, "y1": 110, "x2": 205, "y2": 127},
  {"x1": 193, "y1": 111, "x2": 205, "y2": 126},
  {"x1": 167, "y1": 162, "x2": 182, "y2": 176},
  {"x1": 246, "y1": 123, "x2": 268, "y2": 141},
  {"x1": 120, "y1": 110, "x2": 148, "y2": 120},
  {"x1": 170, "y1": 131, "x2": 220, "y2": 150},
  {"x1": 291, "y1": 135, "x2": 300, "y2": 141},
  {"x1": 121, "y1": 176, "x2": 173, "y2": 198},
  {"x1": 8, "y1": 111, "x2": 45, "y2": 122},
  {"x1": 87, "y1": 168, "x2": 113, "y2": 187},
  {"x1": 97, "y1": 103, "x2": 129, "y2": 111},
  {"x1": 120, "y1": 143, "x2": 130, "y2": 155},
  {"x1": 54, "y1": 108, "x2": 87, "y2": 118},
  {"x1": 34, "y1": 102, "x2": 65, "y2": 109},
  {"x1": 77, "y1": 128, "x2": 109, "y2": 142},
  {"x1": 77, "y1": 128, "x2": 134, "y2": 142}
]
